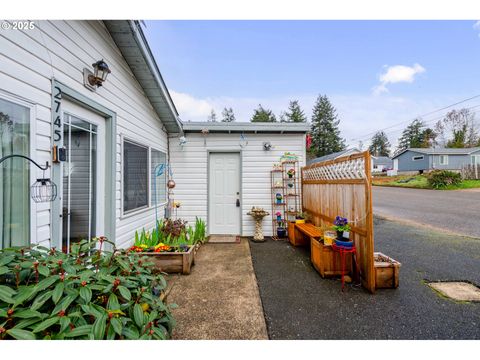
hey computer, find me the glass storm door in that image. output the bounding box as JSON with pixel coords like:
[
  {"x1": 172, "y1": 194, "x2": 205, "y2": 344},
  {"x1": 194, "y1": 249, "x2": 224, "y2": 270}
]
[{"x1": 62, "y1": 114, "x2": 97, "y2": 252}]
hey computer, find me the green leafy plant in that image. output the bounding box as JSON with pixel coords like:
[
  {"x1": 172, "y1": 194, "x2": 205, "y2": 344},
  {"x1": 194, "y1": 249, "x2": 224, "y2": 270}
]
[
  {"x1": 193, "y1": 217, "x2": 206, "y2": 244},
  {"x1": 0, "y1": 237, "x2": 175, "y2": 340},
  {"x1": 132, "y1": 217, "x2": 207, "y2": 252},
  {"x1": 427, "y1": 170, "x2": 462, "y2": 189}
]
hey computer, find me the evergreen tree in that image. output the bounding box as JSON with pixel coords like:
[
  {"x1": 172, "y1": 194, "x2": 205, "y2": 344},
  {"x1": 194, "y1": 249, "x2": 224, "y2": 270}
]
[
  {"x1": 221, "y1": 107, "x2": 236, "y2": 122},
  {"x1": 310, "y1": 95, "x2": 346, "y2": 157},
  {"x1": 396, "y1": 118, "x2": 430, "y2": 153},
  {"x1": 285, "y1": 100, "x2": 307, "y2": 123},
  {"x1": 368, "y1": 131, "x2": 391, "y2": 156},
  {"x1": 250, "y1": 104, "x2": 277, "y2": 122},
  {"x1": 207, "y1": 109, "x2": 217, "y2": 122}
]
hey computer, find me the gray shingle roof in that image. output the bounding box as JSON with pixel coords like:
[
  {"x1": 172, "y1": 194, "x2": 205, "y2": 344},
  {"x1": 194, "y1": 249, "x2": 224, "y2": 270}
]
[
  {"x1": 182, "y1": 121, "x2": 310, "y2": 133},
  {"x1": 307, "y1": 148, "x2": 361, "y2": 165},
  {"x1": 393, "y1": 147, "x2": 480, "y2": 158}
]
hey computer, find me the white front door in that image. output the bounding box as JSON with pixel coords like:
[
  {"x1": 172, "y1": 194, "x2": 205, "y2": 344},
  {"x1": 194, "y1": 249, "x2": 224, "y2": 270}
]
[{"x1": 209, "y1": 152, "x2": 241, "y2": 235}]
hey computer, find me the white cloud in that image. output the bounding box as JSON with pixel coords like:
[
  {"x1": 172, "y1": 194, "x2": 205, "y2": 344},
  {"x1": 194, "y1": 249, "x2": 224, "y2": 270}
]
[
  {"x1": 170, "y1": 90, "x2": 213, "y2": 121},
  {"x1": 373, "y1": 63, "x2": 425, "y2": 95},
  {"x1": 473, "y1": 21, "x2": 480, "y2": 37}
]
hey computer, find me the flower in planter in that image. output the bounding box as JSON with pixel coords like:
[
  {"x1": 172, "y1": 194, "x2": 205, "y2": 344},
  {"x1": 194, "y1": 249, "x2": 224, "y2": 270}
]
[
  {"x1": 333, "y1": 216, "x2": 351, "y2": 233},
  {"x1": 154, "y1": 243, "x2": 171, "y2": 252},
  {"x1": 287, "y1": 168, "x2": 295, "y2": 177},
  {"x1": 275, "y1": 211, "x2": 282, "y2": 217},
  {"x1": 173, "y1": 201, "x2": 181, "y2": 208}
]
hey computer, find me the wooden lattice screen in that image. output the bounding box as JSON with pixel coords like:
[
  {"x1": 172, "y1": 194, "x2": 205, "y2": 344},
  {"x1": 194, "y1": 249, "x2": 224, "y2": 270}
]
[{"x1": 301, "y1": 151, "x2": 375, "y2": 293}]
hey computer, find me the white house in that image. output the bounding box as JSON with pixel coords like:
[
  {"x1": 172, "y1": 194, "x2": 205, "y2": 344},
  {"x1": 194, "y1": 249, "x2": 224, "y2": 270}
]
[
  {"x1": 0, "y1": 20, "x2": 308, "y2": 251},
  {"x1": 169, "y1": 122, "x2": 307, "y2": 236}
]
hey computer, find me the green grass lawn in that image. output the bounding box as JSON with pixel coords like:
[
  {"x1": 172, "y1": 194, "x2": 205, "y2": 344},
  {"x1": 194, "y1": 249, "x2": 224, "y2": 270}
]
[{"x1": 372, "y1": 174, "x2": 480, "y2": 190}]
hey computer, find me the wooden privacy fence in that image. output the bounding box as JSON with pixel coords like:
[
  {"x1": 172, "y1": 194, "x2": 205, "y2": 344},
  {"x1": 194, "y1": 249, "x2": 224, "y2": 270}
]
[
  {"x1": 301, "y1": 151, "x2": 375, "y2": 293},
  {"x1": 461, "y1": 164, "x2": 480, "y2": 180}
]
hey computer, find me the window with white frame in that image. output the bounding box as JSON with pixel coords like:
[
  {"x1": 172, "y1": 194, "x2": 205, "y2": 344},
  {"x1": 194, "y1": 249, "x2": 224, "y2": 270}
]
[
  {"x1": 151, "y1": 149, "x2": 167, "y2": 206},
  {"x1": 122, "y1": 139, "x2": 168, "y2": 215},
  {"x1": 439, "y1": 155, "x2": 448, "y2": 166},
  {"x1": 123, "y1": 140, "x2": 148, "y2": 213},
  {"x1": 412, "y1": 155, "x2": 424, "y2": 161}
]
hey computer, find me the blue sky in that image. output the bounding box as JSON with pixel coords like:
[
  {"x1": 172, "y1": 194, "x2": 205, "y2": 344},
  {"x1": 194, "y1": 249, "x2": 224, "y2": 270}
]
[{"x1": 144, "y1": 20, "x2": 480, "y2": 147}]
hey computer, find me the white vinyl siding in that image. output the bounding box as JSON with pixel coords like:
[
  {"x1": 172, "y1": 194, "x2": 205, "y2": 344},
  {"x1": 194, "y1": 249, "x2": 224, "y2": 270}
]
[
  {"x1": 0, "y1": 20, "x2": 168, "y2": 248},
  {"x1": 472, "y1": 155, "x2": 480, "y2": 165},
  {"x1": 169, "y1": 133, "x2": 306, "y2": 237}
]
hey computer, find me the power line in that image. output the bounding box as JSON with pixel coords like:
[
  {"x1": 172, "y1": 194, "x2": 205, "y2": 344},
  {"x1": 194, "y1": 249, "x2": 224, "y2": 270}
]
[
  {"x1": 349, "y1": 94, "x2": 480, "y2": 142},
  {"x1": 350, "y1": 102, "x2": 480, "y2": 144}
]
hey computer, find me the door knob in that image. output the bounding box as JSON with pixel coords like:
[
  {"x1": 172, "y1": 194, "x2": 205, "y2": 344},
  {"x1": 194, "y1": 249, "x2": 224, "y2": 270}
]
[{"x1": 236, "y1": 199, "x2": 240, "y2": 207}]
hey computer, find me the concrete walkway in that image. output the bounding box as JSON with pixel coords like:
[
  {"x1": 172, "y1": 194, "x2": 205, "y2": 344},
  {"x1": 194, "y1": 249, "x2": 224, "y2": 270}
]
[{"x1": 166, "y1": 239, "x2": 268, "y2": 340}]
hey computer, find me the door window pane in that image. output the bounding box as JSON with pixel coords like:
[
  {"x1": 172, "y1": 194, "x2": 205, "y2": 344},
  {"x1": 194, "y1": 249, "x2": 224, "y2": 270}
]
[
  {"x1": 123, "y1": 140, "x2": 148, "y2": 212},
  {"x1": 0, "y1": 98, "x2": 30, "y2": 248},
  {"x1": 62, "y1": 115, "x2": 97, "y2": 252},
  {"x1": 151, "y1": 149, "x2": 167, "y2": 206}
]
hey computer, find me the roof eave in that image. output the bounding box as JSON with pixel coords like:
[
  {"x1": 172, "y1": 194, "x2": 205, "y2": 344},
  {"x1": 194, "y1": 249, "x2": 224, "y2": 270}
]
[{"x1": 104, "y1": 20, "x2": 182, "y2": 134}]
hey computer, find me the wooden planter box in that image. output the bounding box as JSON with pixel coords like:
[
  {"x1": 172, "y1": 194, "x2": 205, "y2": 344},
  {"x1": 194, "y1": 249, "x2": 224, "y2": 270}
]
[
  {"x1": 288, "y1": 221, "x2": 308, "y2": 246},
  {"x1": 374, "y1": 252, "x2": 401, "y2": 289},
  {"x1": 311, "y1": 237, "x2": 352, "y2": 278},
  {"x1": 139, "y1": 246, "x2": 195, "y2": 275}
]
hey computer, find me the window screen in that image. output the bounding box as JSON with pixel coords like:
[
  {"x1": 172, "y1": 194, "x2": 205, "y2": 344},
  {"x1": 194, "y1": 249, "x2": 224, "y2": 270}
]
[
  {"x1": 123, "y1": 140, "x2": 148, "y2": 212},
  {"x1": 151, "y1": 149, "x2": 167, "y2": 206}
]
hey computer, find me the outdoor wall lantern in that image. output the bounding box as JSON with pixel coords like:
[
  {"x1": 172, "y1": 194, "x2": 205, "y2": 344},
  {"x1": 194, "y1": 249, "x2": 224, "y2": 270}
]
[
  {"x1": 179, "y1": 136, "x2": 187, "y2": 147},
  {"x1": 84, "y1": 59, "x2": 111, "y2": 90},
  {"x1": 263, "y1": 141, "x2": 272, "y2": 151},
  {"x1": 0, "y1": 155, "x2": 57, "y2": 203}
]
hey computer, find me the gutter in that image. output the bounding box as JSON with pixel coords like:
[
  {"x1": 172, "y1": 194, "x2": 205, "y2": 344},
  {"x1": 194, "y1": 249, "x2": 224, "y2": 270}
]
[{"x1": 128, "y1": 20, "x2": 184, "y2": 134}]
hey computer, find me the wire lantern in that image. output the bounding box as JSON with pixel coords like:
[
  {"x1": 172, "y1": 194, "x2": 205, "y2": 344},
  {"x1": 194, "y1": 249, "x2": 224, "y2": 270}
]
[
  {"x1": 0, "y1": 154, "x2": 57, "y2": 203},
  {"x1": 31, "y1": 178, "x2": 58, "y2": 203}
]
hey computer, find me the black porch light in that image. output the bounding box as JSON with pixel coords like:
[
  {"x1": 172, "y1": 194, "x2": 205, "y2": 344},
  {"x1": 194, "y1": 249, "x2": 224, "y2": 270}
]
[
  {"x1": 88, "y1": 59, "x2": 111, "y2": 87},
  {"x1": 0, "y1": 154, "x2": 57, "y2": 203}
]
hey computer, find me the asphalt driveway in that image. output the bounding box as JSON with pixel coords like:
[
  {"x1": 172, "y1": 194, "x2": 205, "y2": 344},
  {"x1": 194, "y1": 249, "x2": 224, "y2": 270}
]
[
  {"x1": 249, "y1": 217, "x2": 480, "y2": 340},
  {"x1": 373, "y1": 186, "x2": 480, "y2": 238}
]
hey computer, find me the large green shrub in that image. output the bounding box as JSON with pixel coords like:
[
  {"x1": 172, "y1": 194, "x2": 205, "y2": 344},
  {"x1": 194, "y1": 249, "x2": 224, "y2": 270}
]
[
  {"x1": 0, "y1": 238, "x2": 175, "y2": 340},
  {"x1": 427, "y1": 170, "x2": 462, "y2": 189}
]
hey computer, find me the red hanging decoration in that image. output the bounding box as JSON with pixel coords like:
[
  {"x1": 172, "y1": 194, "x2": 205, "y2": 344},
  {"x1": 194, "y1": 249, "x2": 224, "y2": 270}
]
[{"x1": 306, "y1": 133, "x2": 312, "y2": 150}]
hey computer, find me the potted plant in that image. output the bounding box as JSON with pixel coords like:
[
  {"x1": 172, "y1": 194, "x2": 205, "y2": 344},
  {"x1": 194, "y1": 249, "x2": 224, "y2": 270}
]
[
  {"x1": 275, "y1": 211, "x2": 282, "y2": 221},
  {"x1": 295, "y1": 212, "x2": 308, "y2": 224},
  {"x1": 276, "y1": 193, "x2": 283, "y2": 204},
  {"x1": 277, "y1": 220, "x2": 287, "y2": 237},
  {"x1": 333, "y1": 216, "x2": 352, "y2": 247},
  {"x1": 287, "y1": 168, "x2": 295, "y2": 178}
]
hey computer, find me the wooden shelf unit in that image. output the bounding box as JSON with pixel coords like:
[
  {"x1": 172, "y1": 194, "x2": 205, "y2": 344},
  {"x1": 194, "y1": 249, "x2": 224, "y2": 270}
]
[
  {"x1": 270, "y1": 168, "x2": 286, "y2": 240},
  {"x1": 282, "y1": 160, "x2": 301, "y2": 224}
]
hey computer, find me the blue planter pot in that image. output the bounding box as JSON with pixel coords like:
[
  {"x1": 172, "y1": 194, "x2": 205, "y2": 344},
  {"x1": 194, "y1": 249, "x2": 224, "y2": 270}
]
[
  {"x1": 277, "y1": 228, "x2": 287, "y2": 237},
  {"x1": 335, "y1": 239, "x2": 353, "y2": 248}
]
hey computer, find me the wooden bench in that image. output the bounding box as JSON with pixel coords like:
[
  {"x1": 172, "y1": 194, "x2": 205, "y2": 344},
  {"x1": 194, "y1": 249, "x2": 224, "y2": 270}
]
[{"x1": 288, "y1": 222, "x2": 322, "y2": 247}]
